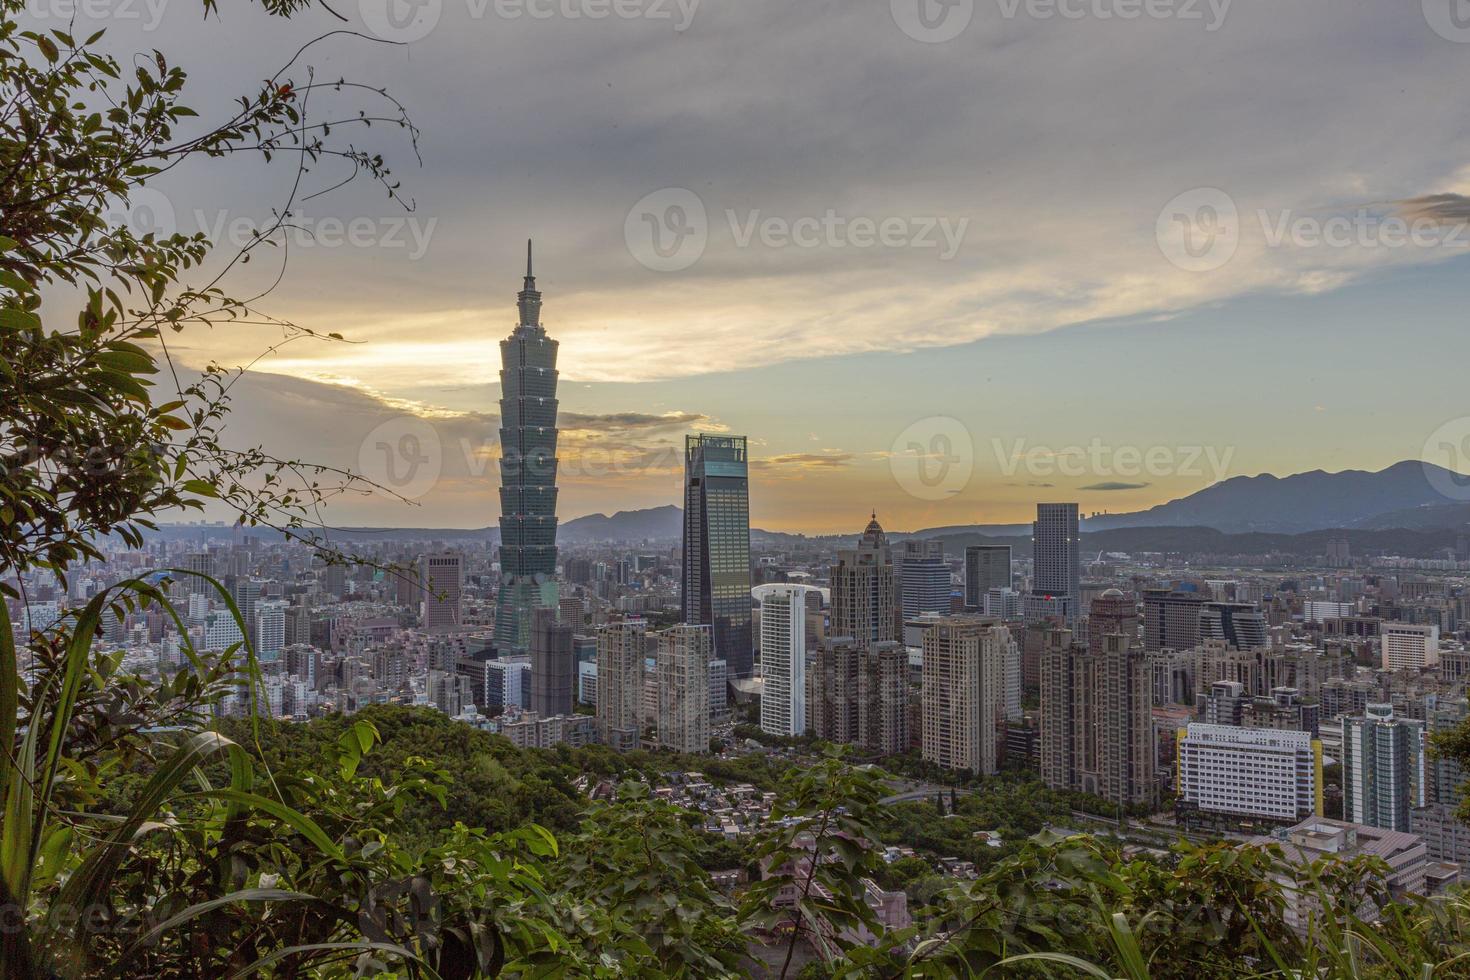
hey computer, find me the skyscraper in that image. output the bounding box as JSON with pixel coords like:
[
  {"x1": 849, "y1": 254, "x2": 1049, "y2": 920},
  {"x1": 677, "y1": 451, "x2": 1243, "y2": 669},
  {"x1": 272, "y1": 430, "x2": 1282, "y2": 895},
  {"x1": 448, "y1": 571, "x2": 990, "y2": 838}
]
[
  {"x1": 1031, "y1": 503, "x2": 1080, "y2": 624},
  {"x1": 1141, "y1": 588, "x2": 1205, "y2": 651},
  {"x1": 1343, "y1": 704, "x2": 1427, "y2": 832},
  {"x1": 899, "y1": 539, "x2": 950, "y2": 621},
  {"x1": 759, "y1": 586, "x2": 807, "y2": 737},
  {"x1": 420, "y1": 553, "x2": 463, "y2": 633},
  {"x1": 495, "y1": 241, "x2": 560, "y2": 651},
  {"x1": 964, "y1": 545, "x2": 1011, "y2": 611},
  {"x1": 529, "y1": 606, "x2": 575, "y2": 718},
  {"x1": 253, "y1": 599, "x2": 287, "y2": 661},
  {"x1": 657, "y1": 624, "x2": 712, "y2": 754},
  {"x1": 681, "y1": 434, "x2": 753, "y2": 678},
  {"x1": 1039, "y1": 621, "x2": 1155, "y2": 809},
  {"x1": 596, "y1": 620, "x2": 647, "y2": 751},
  {"x1": 920, "y1": 616, "x2": 1012, "y2": 775},
  {"x1": 830, "y1": 513, "x2": 899, "y2": 644}
]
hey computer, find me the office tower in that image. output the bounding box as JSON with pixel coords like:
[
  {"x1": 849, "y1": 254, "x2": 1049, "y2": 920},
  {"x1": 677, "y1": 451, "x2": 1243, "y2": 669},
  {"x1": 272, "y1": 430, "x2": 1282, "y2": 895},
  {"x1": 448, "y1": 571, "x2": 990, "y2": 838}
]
[
  {"x1": 681, "y1": 434, "x2": 753, "y2": 678},
  {"x1": 1031, "y1": 503, "x2": 1079, "y2": 624},
  {"x1": 857, "y1": 641, "x2": 909, "y2": 755},
  {"x1": 656, "y1": 624, "x2": 712, "y2": 754},
  {"x1": 1141, "y1": 588, "x2": 1206, "y2": 651},
  {"x1": 964, "y1": 545, "x2": 1011, "y2": 610},
  {"x1": 899, "y1": 539, "x2": 950, "y2": 621},
  {"x1": 486, "y1": 658, "x2": 531, "y2": 711},
  {"x1": 1200, "y1": 601, "x2": 1269, "y2": 650},
  {"x1": 230, "y1": 577, "x2": 261, "y2": 646},
  {"x1": 1381, "y1": 622, "x2": 1440, "y2": 672},
  {"x1": 920, "y1": 616, "x2": 1011, "y2": 775},
  {"x1": 830, "y1": 514, "x2": 899, "y2": 644},
  {"x1": 182, "y1": 551, "x2": 214, "y2": 595},
  {"x1": 759, "y1": 586, "x2": 807, "y2": 737},
  {"x1": 253, "y1": 599, "x2": 287, "y2": 661},
  {"x1": 1086, "y1": 588, "x2": 1135, "y2": 652},
  {"x1": 1040, "y1": 627, "x2": 1155, "y2": 808},
  {"x1": 1203, "y1": 680, "x2": 1248, "y2": 726},
  {"x1": 1177, "y1": 724, "x2": 1322, "y2": 825},
  {"x1": 394, "y1": 563, "x2": 422, "y2": 607},
  {"x1": 1343, "y1": 704, "x2": 1427, "y2": 832},
  {"x1": 419, "y1": 553, "x2": 463, "y2": 632},
  {"x1": 530, "y1": 607, "x2": 575, "y2": 718},
  {"x1": 984, "y1": 587, "x2": 1021, "y2": 619},
  {"x1": 320, "y1": 561, "x2": 347, "y2": 598},
  {"x1": 495, "y1": 242, "x2": 561, "y2": 651}
]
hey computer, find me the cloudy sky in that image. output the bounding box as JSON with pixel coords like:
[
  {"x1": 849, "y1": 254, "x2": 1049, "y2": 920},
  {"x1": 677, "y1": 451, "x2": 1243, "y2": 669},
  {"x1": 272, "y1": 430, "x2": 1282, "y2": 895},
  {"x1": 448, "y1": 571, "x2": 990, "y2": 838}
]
[{"x1": 46, "y1": 0, "x2": 1470, "y2": 532}]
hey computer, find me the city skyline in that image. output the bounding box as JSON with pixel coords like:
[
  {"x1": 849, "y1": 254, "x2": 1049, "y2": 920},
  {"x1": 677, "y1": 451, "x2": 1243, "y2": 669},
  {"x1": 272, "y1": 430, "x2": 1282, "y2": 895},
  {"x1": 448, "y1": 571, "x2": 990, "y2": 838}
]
[{"x1": 66, "y1": 2, "x2": 1470, "y2": 534}]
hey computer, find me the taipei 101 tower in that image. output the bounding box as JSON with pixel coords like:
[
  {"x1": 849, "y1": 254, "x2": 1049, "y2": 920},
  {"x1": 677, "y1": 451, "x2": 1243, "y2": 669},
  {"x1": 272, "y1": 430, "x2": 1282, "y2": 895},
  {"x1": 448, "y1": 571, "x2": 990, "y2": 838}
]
[{"x1": 494, "y1": 241, "x2": 560, "y2": 651}]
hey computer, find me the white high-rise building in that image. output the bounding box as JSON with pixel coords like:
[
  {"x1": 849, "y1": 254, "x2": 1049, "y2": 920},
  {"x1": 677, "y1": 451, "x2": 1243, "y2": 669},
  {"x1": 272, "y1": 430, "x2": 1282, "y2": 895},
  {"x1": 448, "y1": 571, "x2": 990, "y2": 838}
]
[
  {"x1": 657, "y1": 624, "x2": 712, "y2": 754},
  {"x1": 1343, "y1": 704, "x2": 1427, "y2": 832},
  {"x1": 202, "y1": 611, "x2": 243, "y2": 652},
  {"x1": 759, "y1": 586, "x2": 808, "y2": 737},
  {"x1": 1381, "y1": 622, "x2": 1440, "y2": 672},
  {"x1": 1177, "y1": 723, "x2": 1322, "y2": 823},
  {"x1": 253, "y1": 599, "x2": 287, "y2": 661},
  {"x1": 596, "y1": 621, "x2": 647, "y2": 751}
]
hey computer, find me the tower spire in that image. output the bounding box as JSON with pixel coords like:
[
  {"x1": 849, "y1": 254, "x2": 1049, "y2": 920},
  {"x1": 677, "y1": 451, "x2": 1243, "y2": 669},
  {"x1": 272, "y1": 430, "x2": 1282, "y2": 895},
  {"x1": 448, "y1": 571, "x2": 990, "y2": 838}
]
[{"x1": 517, "y1": 238, "x2": 542, "y2": 327}]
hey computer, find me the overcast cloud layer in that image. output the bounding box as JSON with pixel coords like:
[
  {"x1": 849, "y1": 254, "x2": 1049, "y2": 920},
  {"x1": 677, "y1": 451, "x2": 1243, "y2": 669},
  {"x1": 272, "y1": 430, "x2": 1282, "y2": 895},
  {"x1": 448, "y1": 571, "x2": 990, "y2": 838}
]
[{"x1": 27, "y1": 0, "x2": 1470, "y2": 529}]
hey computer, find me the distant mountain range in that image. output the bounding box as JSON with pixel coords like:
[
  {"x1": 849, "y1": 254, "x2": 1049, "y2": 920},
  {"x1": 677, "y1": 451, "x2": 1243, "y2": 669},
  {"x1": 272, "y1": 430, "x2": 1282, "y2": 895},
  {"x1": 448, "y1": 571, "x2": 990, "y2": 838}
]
[
  {"x1": 1077, "y1": 460, "x2": 1466, "y2": 534},
  {"x1": 149, "y1": 462, "x2": 1470, "y2": 556}
]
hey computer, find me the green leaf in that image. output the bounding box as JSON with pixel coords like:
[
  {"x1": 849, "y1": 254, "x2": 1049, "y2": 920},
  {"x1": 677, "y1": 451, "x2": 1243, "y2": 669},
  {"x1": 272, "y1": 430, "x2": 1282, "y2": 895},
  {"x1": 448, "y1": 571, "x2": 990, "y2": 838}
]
[
  {"x1": 121, "y1": 888, "x2": 316, "y2": 960},
  {"x1": 0, "y1": 309, "x2": 40, "y2": 331}
]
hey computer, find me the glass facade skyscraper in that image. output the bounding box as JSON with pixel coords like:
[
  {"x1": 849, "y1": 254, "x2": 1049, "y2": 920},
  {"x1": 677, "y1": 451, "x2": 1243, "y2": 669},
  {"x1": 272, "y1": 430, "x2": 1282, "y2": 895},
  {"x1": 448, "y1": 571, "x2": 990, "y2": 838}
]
[
  {"x1": 494, "y1": 241, "x2": 560, "y2": 651},
  {"x1": 1031, "y1": 502, "x2": 1080, "y2": 624},
  {"x1": 681, "y1": 434, "x2": 753, "y2": 679}
]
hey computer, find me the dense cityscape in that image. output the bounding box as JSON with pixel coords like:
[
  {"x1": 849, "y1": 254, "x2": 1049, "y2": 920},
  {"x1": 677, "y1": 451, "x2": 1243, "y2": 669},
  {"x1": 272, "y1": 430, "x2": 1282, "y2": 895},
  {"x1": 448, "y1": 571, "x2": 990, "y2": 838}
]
[
  {"x1": 12, "y1": 255, "x2": 1469, "y2": 968},
  {"x1": 9, "y1": 0, "x2": 1470, "y2": 973}
]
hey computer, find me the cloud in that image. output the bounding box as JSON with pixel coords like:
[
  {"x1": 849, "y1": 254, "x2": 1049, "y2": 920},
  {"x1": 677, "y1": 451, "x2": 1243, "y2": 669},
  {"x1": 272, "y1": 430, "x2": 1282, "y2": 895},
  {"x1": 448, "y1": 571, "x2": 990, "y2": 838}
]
[
  {"x1": 752, "y1": 452, "x2": 856, "y2": 471},
  {"x1": 560, "y1": 410, "x2": 713, "y2": 433},
  {"x1": 1080, "y1": 481, "x2": 1151, "y2": 491},
  {"x1": 110, "y1": 2, "x2": 1470, "y2": 389},
  {"x1": 1396, "y1": 193, "x2": 1470, "y2": 224}
]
